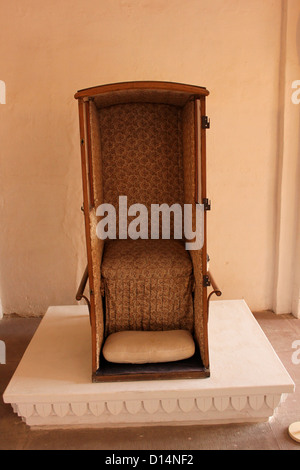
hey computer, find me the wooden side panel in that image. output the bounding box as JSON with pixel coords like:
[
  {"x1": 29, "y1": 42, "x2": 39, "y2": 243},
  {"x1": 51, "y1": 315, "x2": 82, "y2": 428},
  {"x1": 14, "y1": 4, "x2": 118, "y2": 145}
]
[
  {"x1": 87, "y1": 100, "x2": 105, "y2": 373},
  {"x1": 199, "y1": 97, "x2": 209, "y2": 369},
  {"x1": 77, "y1": 99, "x2": 97, "y2": 374},
  {"x1": 182, "y1": 99, "x2": 209, "y2": 370}
]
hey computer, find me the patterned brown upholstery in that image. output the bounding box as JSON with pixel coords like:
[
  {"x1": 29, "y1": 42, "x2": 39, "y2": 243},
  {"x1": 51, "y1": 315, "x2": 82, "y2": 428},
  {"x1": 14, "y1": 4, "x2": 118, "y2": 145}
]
[
  {"x1": 101, "y1": 239, "x2": 194, "y2": 335},
  {"x1": 99, "y1": 102, "x2": 184, "y2": 237}
]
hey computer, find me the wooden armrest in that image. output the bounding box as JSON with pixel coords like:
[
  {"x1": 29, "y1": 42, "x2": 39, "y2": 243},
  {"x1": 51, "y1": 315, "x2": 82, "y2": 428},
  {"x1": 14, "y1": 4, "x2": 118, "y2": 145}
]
[
  {"x1": 207, "y1": 271, "x2": 222, "y2": 319},
  {"x1": 76, "y1": 265, "x2": 91, "y2": 323},
  {"x1": 76, "y1": 265, "x2": 89, "y2": 301},
  {"x1": 207, "y1": 271, "x2": 222, "y2": 298}
]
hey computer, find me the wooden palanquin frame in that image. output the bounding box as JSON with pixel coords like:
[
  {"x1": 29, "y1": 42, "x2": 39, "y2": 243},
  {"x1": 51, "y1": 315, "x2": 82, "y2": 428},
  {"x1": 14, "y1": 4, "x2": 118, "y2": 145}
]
[{"x1": 74, "y1": 81, "x2": 220, "y2": 382}]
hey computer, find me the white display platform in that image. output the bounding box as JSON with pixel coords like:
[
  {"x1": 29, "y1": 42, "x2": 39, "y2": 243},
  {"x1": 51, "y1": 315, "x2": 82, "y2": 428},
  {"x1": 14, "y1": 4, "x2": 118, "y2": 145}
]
[{"x1": 3, "y1": 300, "x2": 295, "y2": 428}]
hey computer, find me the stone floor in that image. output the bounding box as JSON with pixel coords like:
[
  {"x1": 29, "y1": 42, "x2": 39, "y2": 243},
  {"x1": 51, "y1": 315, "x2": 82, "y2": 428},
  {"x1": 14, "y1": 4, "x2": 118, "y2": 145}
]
[{"x1": 0, "y1": 310, "x2": 300, "y2": 450}]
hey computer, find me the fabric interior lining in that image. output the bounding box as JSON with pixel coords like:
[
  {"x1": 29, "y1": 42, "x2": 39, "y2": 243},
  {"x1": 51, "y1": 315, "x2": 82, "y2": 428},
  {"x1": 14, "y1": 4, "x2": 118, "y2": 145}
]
[{"x1": 88, "y1": 96, "x2": 207, "y2": 369}]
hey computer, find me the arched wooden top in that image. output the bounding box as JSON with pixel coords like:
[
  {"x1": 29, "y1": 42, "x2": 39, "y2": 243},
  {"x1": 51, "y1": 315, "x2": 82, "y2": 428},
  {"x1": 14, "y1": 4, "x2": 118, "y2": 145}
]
[{"x1": 74, "y1": 81, "x2": 209, "y2": 108}]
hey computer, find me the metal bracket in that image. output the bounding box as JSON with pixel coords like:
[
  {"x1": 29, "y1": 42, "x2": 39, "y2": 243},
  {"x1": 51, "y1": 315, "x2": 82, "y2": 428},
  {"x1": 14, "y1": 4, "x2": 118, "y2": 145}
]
[
  {"x1": 201, "y1": 115, "x2": 210, "y2": 129},
  {"x1": 203, "y1": 198, "x2": 211, "y2": 211},
  {"x1": 203, "y1": 274, "x2": 211, "y2": 287}
]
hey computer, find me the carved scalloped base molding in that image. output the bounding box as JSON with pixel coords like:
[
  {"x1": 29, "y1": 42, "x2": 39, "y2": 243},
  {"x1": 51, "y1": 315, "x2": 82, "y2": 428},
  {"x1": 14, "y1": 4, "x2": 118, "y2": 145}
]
[
  {"x1": 3, "y1": 301, "x2": 294, "y2": 428},
  {"x1": 12, "y1": 394, "x2": 284, "y2": 427}
]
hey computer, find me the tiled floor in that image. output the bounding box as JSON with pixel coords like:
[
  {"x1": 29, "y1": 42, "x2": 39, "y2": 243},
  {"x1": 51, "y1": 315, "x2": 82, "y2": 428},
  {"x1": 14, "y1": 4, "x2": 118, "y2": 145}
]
[{"x1": 0, "y1": 311, "x2": 300, "y2": 450}]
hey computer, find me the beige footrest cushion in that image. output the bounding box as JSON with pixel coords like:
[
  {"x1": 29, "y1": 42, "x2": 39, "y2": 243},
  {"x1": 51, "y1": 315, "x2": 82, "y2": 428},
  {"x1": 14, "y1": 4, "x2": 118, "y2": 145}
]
[{"x1": 102, "y1": 330, "x2": 195, "y2": 364}]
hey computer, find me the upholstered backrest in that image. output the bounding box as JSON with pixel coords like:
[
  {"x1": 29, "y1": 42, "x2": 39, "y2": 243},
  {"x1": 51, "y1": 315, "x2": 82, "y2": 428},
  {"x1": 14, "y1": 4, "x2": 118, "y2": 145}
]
[{"x1": 98, "y1": 102, "x2": 184, "y2": 237}]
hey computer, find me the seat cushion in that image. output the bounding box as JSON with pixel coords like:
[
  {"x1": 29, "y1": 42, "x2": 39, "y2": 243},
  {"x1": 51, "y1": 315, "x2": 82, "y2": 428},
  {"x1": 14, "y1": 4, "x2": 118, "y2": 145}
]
[
  {"x1": 102, "y1": 329, "x2": 195, "y2": 364},
  {"x1": 101, "y1": 239, "x2": 194, "y2": 334}
]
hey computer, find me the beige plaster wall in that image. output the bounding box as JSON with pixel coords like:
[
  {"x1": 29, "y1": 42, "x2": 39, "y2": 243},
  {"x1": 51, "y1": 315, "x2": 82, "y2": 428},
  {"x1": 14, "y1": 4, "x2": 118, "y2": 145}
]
[{"x1": 0, "y1": 0, "x2": 295, "y2": 315}]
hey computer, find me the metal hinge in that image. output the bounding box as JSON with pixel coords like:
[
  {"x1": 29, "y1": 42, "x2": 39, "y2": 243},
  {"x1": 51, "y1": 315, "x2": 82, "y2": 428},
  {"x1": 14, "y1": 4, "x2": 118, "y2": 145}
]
[
  {"x1": 203, "y1": 198, "x2": 211, "y2": 211},
  {"x1": 201, "y1": 115, "x2": 210, "y2": 129},
  {"x1": 203, "y1": 275, "x2": 211, "y2": 287}
]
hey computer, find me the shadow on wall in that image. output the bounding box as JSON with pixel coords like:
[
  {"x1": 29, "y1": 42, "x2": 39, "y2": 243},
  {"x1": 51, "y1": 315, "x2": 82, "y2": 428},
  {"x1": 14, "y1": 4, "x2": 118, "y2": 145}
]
[{"x1": 0, "y1": 80, "x2": 85, "y2": 316}]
